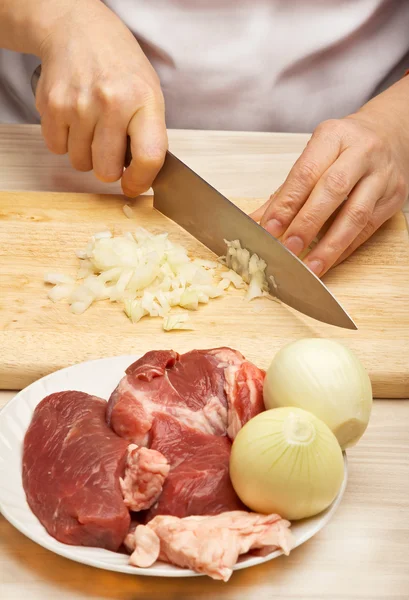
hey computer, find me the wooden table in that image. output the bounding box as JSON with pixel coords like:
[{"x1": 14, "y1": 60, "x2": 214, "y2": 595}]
[{"x1": 0, "y1": 125, "x2": 408, "y2": 600}]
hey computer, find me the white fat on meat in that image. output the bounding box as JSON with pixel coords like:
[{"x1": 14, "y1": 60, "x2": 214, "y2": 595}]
[
  {"x1": 223, "y1": 362, "x2": 266, "y2": 440},
  {"x1": 120, "y1": 445, "x2": 170, "y2": 512},
  {"x1": 129, "y1": 525, "x2": 161, "y2": 568},
  {"x1": 118, "y1": 378, "x2": 228, "y2": 445},
  {"x1": 127, "y1": 511, "x2": 294, "y2": 581}
]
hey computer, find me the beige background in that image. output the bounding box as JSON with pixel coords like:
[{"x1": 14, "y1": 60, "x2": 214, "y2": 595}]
[{"x1": 0, "y1": 125, "x2": 408, "y2": 599}]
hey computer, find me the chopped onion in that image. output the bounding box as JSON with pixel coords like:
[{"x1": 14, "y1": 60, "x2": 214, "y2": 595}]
[
  {"x1": 123, "y1": 204, "x2": 134, "y2": 219},
  {"x1": 47, "y1": 284, "x2": 75, "y2": 302},
  {"x1": 224, "y1": 239, "x2": 268, "y2": 301},
  {"x1": 44, "y1": 273, "x2": 75, "y2": 285},
  {"x1": 220, "y1": 270, "x2": 246, "y2": 289},
  {"x1": 230, "y1": 407, "x2": 345, "y2": 520},
  {"x1": 45, "y1": 224, "x2": 280, "y2": 326},
  {"x1": 77, "y1": 260, "x2": 94, "y2": 279},
  {"x1": 124, "y1": 299, "x2": 147, "y2": 323},
  {"x1": 163, "y1": 313, "x2": 192, "y2": 331},
  {"x1": 179, "y1": 289, "x2": 199, "y2": 311},
  {"x1": 218, "y1": 279, "x2": 231, "y2": 291},
  {"x1": 93, "y1": 230, "x2": 112, "y2": 240},
  {"x1": 263, "y1": 338, "x2": 373, "y2": 450},
  {"x1": 70, "y1": 299, "x2": 92, "y2": 314}
]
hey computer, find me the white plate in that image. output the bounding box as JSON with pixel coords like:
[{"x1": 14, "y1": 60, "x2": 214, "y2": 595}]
[{"x1": 0, "y1": 355, "x2": 348, "y2": 578}]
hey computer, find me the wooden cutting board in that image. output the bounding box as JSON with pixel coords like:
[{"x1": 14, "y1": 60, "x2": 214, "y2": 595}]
[{"x1": 0, "y1": 190, "x2": 408, "y2": 397}]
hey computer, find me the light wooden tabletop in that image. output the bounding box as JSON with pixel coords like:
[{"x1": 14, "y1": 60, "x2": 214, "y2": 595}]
[{"x1": 0, "y1": 124, "x2": 408, "y2": 600}]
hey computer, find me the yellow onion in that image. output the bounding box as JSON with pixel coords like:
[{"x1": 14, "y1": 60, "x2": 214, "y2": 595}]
[
  {"x1": 263, "y1": 339, "x2": 373, "y2": 450},
  {"x1": 230, "y1": 407, "x2": 344, "y2": 520}
]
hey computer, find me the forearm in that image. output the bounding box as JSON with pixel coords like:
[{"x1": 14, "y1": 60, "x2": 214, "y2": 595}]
[{"x1": 0, "y1": 0, "x2": 100, "y2": 56}]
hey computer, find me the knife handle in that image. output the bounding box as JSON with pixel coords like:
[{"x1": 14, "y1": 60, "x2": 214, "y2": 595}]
[{"x1": 31, "y1": 65, "x2": 133, "y2": 169}]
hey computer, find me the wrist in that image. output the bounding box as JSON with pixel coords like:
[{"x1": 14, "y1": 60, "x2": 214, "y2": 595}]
[
  {"x1": 0, "y1": 0, "x2": 100, "y2": 57},
  {"x1": 352, "y1": 74, "x2": 409, "y2": 163}
]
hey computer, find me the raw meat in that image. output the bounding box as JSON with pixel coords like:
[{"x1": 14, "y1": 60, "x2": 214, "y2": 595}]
[
  {"x1": 120, "y1": 444, "x2": 170, "y2": 512},
  {"x1": 106, "y1": 348, "x2": 265, "y2": 522},
  {"x1": 22, "y1": 391, "x2": 169, "y2": 551},
  {"x1": 22, "y1": 391, "x2": 131, "y2": 551},
  {"x1": 107, "y1": 348, "x2": 265, "y2": 445},
  {"x1": 145, "y1": 415, "x2": 245, "y2": 520},
  {"x1": 126, "y1": 511, "x2": 294, "y2": 581}
]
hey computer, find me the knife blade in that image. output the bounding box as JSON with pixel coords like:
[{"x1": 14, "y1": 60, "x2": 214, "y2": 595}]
[{"x1": 152, "y1": 152, "x2": 357, "y2": 330}]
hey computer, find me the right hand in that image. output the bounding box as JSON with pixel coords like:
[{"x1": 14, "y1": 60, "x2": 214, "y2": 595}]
[{"x1": 35, "y1": 0, "x2": 167, "y2": 197}]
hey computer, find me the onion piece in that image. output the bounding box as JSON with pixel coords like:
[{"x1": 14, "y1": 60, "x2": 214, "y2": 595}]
[
  {"x1": 218, "y1": 279, "x2": 231, "y2": 291},
  {"x1": 179, "y1": 289, "x2": 199, "y2": 311},
  {"x1": 70, "y1": 299, "x2": 93, "y2": 314},
  {"x1": 162, "y1": 313, "x2": 192, "y2": 331},
  {"x1": 47, "y1": 284, "x2": 75, "y2": 302},
  {"x1": 124, "y1": 299, "x2": 147, "y2": 323},
  {"x1": 93, "y1": 230, "x2": 112, "y2": 240},
  {"x1": 123, "y1": 204, "x2": 134, "y2": 219},
  {"x1": 83, "y1": 275, "x2": 110, "y2": 300},
  {"x1": 221, "y1": 270, "x2": 246, "y2": 289},
  {"x1": 44, "y1": 273, "x2": 75, "y2": 286},
  {"x1": 224, "y1": 239, "x2": 269, "y2": 301}
]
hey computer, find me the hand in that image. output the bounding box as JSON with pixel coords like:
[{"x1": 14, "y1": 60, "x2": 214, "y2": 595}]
[
  {"x1": 35, "y1": 0, "x2": 167, "y2": 197},
  {"x1": 252, "y1": 86, "x2": 409, "y2": 276}
]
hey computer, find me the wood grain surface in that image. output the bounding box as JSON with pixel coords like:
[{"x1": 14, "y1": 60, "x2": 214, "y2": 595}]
[
  {"x1": 1, "y1": 190, "x2": 409, "y2": 396},
  {"x1": 0, "y1": 125, "x2": 408, "y2": 600}
]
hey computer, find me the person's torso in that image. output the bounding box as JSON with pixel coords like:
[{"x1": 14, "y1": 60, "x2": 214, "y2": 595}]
[{"x1": 1, "y1": 0, "x2": 409, "y2": 132}]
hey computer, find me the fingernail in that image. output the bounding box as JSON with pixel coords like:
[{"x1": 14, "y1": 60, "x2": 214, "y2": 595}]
[
  {"x1": 307, "y1": 259, "x2": 324, "y2": 276},
  {"x1": 283, "y1": 235, "x2": 304, "y2": 255},
  {"x1": 265, "y1": 219, "x2": 284, "y2": 238}
]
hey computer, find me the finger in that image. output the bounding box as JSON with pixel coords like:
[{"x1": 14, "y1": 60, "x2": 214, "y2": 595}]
[
  {"x1": 121, "y1": 99, "x2": 168, "y2": 197},
  {"x1": 333, "y1": 194, "x2": 403, "y2": 267},
  {"x1": 92, "y1": 119, "x2": 128, "y2": 182},
  {"x1": 40, "y1": 114, "x2": 69, "y2": 155},
  {"x1": 68, "y1": 117, "x2": 96, "y2": 172},
  {"x1": 281, "y1": 149, "x2": 369, "y2": 256},
  {"x1": 303, "y1": 174, "x2": 385, "y2": 276},
  {"x1": 249, "y1": 185, "x2": 283, "y2": 223},
  {"x1": 260, "y1": 125, "x2": 341, "y2": 238}
]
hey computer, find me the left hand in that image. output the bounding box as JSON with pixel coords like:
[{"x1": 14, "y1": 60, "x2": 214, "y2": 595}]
[{"x1": 252, "y1": 90, "x2": 409, "y2": 277}]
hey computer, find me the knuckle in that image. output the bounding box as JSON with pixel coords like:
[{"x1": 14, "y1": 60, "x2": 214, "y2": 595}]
[
  {"x1": 277, "y1": 190, "x2": 303, "y2": 217},
  {"x1": 324, "y1": 239, "x2": 343, "y2": 258},
  {"x1": 295, "y1": 160, "x2": 321, "y2": 187},
  {"x1": 45, "y1": 88, "x2": 67, "y2": 115},
  {"x1": 364, "y1": 218, "x2": 376, "y2": 236},
  {"x1": 134, "y1": 146, "x2": 166, "y2": 171},
  {"x1": 363, "y1": 133, "x2": 384, "y2": 157},
  {"x1": 314, "y1": 119, "x2": 343, "y2": 140},
  {"x1": 95, "y1": 83, "x2": 123, "y2": 110},
  {"x1": 298, "y1": 209, "x2": 322, "y2": 231},
  {"x1": 323, "y1": 169, "x2": 350, "y2": 196},
  {"x1": 347, "y1": 204, "x2": 371, "y2": 229},
  {"x1": 72, "y1": 93, "x2": 91, "y2": 118}
]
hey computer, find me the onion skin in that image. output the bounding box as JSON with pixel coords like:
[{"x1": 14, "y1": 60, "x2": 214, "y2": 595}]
[
  {"x1": 263, "y1": 339, "x2": 373, "y2": 450},
  {"x1": 229, "y1": 407, "x2": 345, "y2": 521}
]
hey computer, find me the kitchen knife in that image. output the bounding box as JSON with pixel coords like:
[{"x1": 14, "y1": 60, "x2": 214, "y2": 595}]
[
  {"x1": 31, "y1": 66, "x2": 356, "y2": 329},
  {"x1": 152, "y1": 153, "x2": 357, "y2": 330}
]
